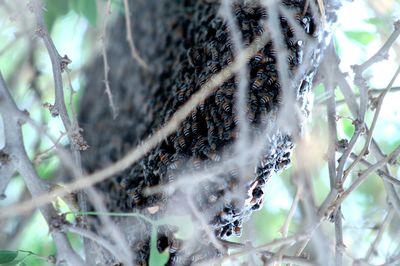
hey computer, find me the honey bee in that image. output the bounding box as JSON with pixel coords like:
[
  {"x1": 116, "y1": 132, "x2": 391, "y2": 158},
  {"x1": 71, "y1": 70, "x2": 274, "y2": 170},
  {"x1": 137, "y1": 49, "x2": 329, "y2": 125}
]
[
  {"x1": 287, "y1": 38, "x2": 295, "y2": 48},
  {"x1": 170, "y1": 254, "x2": 183, "y2": 264},
  {"x1": 192, "y1": 159, "x2": 202, "y2": 169},
  {"x1": 168, "y1": 161, "x2": 177, "y2": 170},
  {"x1": 254, "y1": 52, "x2": 265, "y2": 63},
  {"x1": 215, "y1": 90, "x2": 224, "y2": 105},
  {"x1": 210, "y1": 47, "x2": 218, "y2": 61},
  {"x1": 192, "y1": 121, "x2": 198, "y2": 133},
  {"x1": 178, "y1": 135, "x2": 186, "y2": 149},
  {"x1": 265, "y1": 76, "x2": 277, "y2": 86},
  {"x1": 252, "y1": 78, "x2": 263, "y2": 91},
  {"x1": 187, "y1": 47, "x2": 202, "y2": 67},
  {"x1": 225, "y1": 86, "x2": 234, "y2": 96},
  {"x1": 217, "y1": 127, "x2": 224, "y2": 139},
  {"x1": 226, "y1": 41, "x2": 233, "y2": 51},
  {"x1": 259, "y1": 8, "x2": 267, "y2": 19},
  {"x1": 169, "y1": 238, "x2": 181, "y2": 254},
  {"x1": 177, "y1": 90, "x2": 185, "y2": 102},
  {"x1": 234, "y1": 5, "x2": 242, "y2": 17},
  {"x1": 207, "y1": 61, "x2": 219, "y2": 74},
  {"x1": 169, "y1": 134, "x2": 177, "y2": 144},
  {"x1": 247, "y1": 108, "x2": 256, "y2": 122},
  {"x1": 129, "y1": 188, "x2": 143, "y2": 207},
  {"x1": 265, "y1": 47, "x2": 276, "y2": 57},
  {"x1": 183, "y1": 123, "x2": 191, "y2": 137},
  {"x1": 254, "y1": 25, "x2": 264, "y2": 36},
  {"x1": 159, "y1": 153, "x2": 170, "y2": 165},
  {"x1": 294, "y1": 13, "x2": 302, "y2": 23},
  {"x1": 221, "y1": 100, "x2": 231, "y2": 112},
  {"x1": 259, "y1": 92, "x2": 272, "y2": 105},
  {"x1": 226, "y1": 55, "x2": 233, "y2": 65},
  {"x1": 195, "y1": 137, "x2": 207, "y2": 152},
  {"x1": 234, "y1": 226, "x2": 242, "y2": 236},
  {"x1": 224, "y1": 119, "x2": 232, "y2": 131},
  {"x1": 199, "y1": 77, "x2": 207, "y2": 87},
  {"x1": 191, "y1": 110, "x2": 197, "y2": 121},
  {"x1": 198, "y1": 102, "x2": 205, "y2": 112},
  {"x1": 250, "y1": 93, "x2": 258, "y2": 106},
  {"x1": 208, "y1": 152, "x2": 221, "y2": 162}
]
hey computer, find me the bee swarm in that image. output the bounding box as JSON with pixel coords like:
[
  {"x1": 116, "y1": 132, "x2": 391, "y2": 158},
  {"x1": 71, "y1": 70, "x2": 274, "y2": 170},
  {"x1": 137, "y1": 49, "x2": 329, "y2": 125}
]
[{"x1": 80, "y1": 0, "x2": 324, "y2": 264}]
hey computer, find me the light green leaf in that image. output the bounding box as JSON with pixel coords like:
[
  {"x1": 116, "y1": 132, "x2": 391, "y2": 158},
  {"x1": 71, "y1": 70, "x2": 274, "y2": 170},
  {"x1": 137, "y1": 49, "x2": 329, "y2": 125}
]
[
  {"x1": 149, "y1": 227, "x2": 169, "y2": 266},
  {"x1": 344, "y1": 31, "x2": 375, "y2": 46},
  {"x1": 341, "y1": 119, "x2": 355, "y2": 139},
  {"x1": 365, "y1": 18, "x2": 385, "y2": 28},
  {"x1": 0, "y1": 250, "x2": 18, "y2": 264},
  {"x1": 1, "y1": 260, "x2": 27, "y2": 266}
]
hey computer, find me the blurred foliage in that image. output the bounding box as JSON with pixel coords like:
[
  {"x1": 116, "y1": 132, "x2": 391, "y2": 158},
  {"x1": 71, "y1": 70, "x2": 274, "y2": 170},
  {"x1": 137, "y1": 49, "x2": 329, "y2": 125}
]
[
  {"x1": 0, "y1": 0, "x2": 399, "y2": 265},
  {"x1": 43, "y1": 0, "x2": 97, "y2": 31},
  {"x1": 343, "y1": 30, "x2": 376, "y2": 46}
]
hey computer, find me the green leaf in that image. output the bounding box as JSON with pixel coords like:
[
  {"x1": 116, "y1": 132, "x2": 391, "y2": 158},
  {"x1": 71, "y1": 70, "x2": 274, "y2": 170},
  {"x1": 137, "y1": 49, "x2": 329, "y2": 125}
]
[
  {"x1": 73, "y1": 0, "x2": 98, "y2": 26},
  {"x1": 365, "y1": 18, "x2": 385, "y2": 28},
  {"x1": 43, "y1": 0, "x2": 70, "y2": 32},
  {"x1": 341, "y1": 119, "x2": 355, "y2": 138},
  {"x1": 0, "y1": 250, "x2": 18, "y2": 264},
  {"x1": 149, "y1": 227, "x2": 169, "y2": 266},
  {"x1": 1, "y1": 260, "x2": 26, "y2": 266},
  {"x1": 344, "y1": 31, "x2": 375, "y2": 46}
]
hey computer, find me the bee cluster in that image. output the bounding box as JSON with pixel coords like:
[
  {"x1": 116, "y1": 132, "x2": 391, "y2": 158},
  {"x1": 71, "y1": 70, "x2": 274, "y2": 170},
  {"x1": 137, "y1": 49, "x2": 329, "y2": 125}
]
[{"x1": 80, "y1": 0, "x2": 317, "y2": 264}]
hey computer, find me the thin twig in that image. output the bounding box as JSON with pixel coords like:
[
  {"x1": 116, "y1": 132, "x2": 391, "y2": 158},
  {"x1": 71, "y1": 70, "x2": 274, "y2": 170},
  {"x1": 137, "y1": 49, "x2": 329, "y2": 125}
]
[
  {"x1": 335, "y1": 145, "x2": 400, "y2": 208},
  {"x1": 100, "y1": 0, "x2": 119, "y2": 119},
  {"x1": 343, "y1": 66, "x2": 400, "y2": 183},
  {"x1": 364, "y1": 209, "x2": 394, "y2": 262},
  {"x1": 262, "y1": 250, "x2": 317, "y2": 266},
  {"x1": 64, "y1": 225, "x2": 126, "y2": 261},
  {"x1": 279, "y1": 181, "x2": 303, "y2": 238},
  {"x1": 353, "y1": 20, "x2": 400, "y2": 74},
  {"x1": 198, "y1": 228, "x2": 317, "y2": 266},
  {"x1": 348, "y1": 153, "x2": 400, "y2": 186},
  {"x1": 0, "y1": 72, "x2": 85, "y2": 266},
  {"x1": 186, "y1": 194, "x2": 225, "y2": 253},
  {"x1": 322, "y1": 87, "x2": 400, "y2": 106},
  {"x1": 323, "y1": 44, "x2": 344, "y2": 266},
  {"x1": 122, "y1": 0, "x2": 148, "y2": 68}
]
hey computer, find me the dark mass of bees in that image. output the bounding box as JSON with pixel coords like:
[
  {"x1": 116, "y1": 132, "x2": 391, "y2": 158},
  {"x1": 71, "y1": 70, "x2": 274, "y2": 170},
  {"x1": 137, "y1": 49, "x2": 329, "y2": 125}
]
[{"x1": 80, "y1": 0, "x2": 317, "y2": 264}]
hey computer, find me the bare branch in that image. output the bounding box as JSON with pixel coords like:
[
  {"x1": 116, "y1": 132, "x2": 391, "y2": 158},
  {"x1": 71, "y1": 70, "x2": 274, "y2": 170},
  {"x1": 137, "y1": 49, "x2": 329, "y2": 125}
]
[
  {"x1": 0, "y1": 72, "x2": 85, "y2": 266},
  {"x1": 364, "y1": 209, "x2": 394, "y2": 262},
  {"x1": 122, "y1": 0, "x2": 148, "y2": 69},
  {"x1": 343, "y1": 66, "x2": 400, "y2": 181},
  {"x1": 100, "y1": 0, "x2": 119, "y2": 119},
  {"x1": 353, "y1": 20, "x2": 400, "y2": 74}
]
